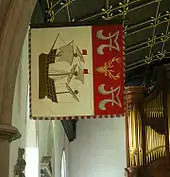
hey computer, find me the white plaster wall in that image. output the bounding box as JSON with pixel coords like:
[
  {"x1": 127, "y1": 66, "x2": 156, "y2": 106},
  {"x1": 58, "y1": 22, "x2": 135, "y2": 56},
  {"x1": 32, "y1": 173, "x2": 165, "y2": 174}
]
[
  {"x1": 25, "y1": 119, "x2": 39, "y2": 177},
  {"x1": 26, "y1": 119, "x2": 38, "y2": 148},
  {"x1": 38, "y1": 120, "x2": 50, "y2": 161},
  {"x1": 37, "y1": 120, "x2": 70, "y2": 177},
  {"x1": 9, "y1": 32, "x2": 29, "y2": 177},
  {"x1": 53, "y1": 120, "x2": 70, "y2": 177},
  {"x1": 69, "y1": 118, "x2": 126, "y2": 177},
  {"x1": 27, "y1": 119, "x2": 54, "y2": 177}
]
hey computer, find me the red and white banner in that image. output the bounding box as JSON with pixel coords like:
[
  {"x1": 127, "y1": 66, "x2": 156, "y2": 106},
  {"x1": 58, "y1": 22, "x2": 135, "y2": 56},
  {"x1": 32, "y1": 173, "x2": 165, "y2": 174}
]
[
  {"x1": 30, "y1": 25, "x2": 124, "y2": 119},
  {"x1": 92, "y1": 25, "x2": 124, "y2": 116}
]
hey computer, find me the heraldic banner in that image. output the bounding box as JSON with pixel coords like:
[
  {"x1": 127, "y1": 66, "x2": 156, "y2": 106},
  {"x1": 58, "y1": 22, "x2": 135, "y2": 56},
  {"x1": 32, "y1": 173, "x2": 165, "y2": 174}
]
[{"x1": 30, "y1": 25, "x2": 124, "y2": 119}]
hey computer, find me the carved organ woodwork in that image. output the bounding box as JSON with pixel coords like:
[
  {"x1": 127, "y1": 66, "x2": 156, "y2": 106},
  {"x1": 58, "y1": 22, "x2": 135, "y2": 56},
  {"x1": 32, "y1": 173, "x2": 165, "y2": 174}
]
[{"x1": 125, "y1": 79, "x2": 170, "y2": 177}]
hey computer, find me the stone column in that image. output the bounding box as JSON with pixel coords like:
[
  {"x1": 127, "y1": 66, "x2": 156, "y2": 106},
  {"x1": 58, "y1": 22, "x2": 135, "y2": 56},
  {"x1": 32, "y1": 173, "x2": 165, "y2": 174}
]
[
  {"x1": 0, "y1": 125, "x2": 21, "y2": 177},
  {"x1": 0, "y1": 0, "x2": 36, "y2": 177}
]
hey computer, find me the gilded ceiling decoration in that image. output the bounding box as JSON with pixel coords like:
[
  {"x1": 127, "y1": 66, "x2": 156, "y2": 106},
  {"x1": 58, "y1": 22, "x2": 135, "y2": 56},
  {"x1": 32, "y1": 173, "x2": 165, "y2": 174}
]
[{"x1": 31, "y1": 0, "x2": 170, "y2": 85}]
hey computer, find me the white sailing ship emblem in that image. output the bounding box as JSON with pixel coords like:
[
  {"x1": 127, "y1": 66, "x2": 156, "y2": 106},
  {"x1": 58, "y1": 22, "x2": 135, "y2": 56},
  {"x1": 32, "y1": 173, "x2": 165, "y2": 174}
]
[{"x1": 39, "y1": 33, "x2": 88, "y2": 104}]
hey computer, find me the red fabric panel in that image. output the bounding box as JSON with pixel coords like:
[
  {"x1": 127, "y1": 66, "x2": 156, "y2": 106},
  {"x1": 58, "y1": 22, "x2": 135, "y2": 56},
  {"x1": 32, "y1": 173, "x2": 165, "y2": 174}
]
[{"x1": 92, "y1": 25, "x2": 124, "y2": 116}]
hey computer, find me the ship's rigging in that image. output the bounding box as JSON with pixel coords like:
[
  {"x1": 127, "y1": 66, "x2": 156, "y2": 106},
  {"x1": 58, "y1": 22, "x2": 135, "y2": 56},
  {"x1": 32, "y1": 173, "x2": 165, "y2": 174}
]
[{"x1": 39, "y1": 33, "x2": 88, "y2": 104}]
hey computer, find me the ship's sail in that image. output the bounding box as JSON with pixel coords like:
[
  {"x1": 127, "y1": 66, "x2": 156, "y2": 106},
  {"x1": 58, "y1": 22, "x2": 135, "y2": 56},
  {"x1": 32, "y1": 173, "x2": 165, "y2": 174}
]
[
  {"x1": 67, "y1": 64, "x2": 78, "y2": 84},
  {"x1": 56, "y1": 42, "x2": 74, "y2": 65},
  {"x1": 39, "y1": 33, "x2": 87, "y2": 104},
  {"x1": 75, "y1": 46, "x2": 85, "y2": 63},
  {"x1": 75, "y1": 66, "x2": 84, "y2": 84}
]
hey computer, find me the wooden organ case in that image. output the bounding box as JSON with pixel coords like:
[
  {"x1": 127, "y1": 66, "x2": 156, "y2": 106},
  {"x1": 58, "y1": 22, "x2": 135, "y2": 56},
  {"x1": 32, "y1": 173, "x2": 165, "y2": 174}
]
[{"x1": 125, "y1": 66, "x2": 170, "y2": 177}]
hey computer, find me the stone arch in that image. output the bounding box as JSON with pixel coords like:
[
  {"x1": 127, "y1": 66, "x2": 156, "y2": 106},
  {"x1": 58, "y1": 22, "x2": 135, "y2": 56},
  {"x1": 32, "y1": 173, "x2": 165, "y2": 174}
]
[{"x1": 0, "y1": 1, "x2": 36, "y2": 177}]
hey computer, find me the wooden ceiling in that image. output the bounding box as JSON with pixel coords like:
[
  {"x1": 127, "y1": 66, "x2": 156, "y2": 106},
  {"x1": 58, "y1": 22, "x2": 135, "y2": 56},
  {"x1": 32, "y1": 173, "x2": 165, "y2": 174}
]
[{"x1": 31, "y1": 0, "x2": 170, "y2": 86}]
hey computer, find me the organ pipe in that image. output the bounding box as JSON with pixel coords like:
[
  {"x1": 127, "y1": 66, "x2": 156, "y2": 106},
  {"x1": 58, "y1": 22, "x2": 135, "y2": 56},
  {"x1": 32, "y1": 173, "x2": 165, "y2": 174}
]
[{"x1": 127, "y1": 90, "x2": 166, "y2": 166}]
